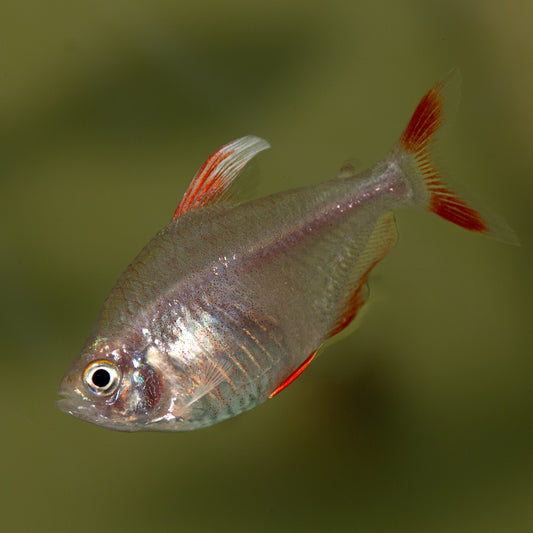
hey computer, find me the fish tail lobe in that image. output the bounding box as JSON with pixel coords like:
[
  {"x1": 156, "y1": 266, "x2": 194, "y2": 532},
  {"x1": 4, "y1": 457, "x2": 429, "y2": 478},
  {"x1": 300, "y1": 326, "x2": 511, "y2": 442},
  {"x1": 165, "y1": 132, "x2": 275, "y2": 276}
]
[{"x1": 398, "y1": 69, "x2": 518, "y2": 245}]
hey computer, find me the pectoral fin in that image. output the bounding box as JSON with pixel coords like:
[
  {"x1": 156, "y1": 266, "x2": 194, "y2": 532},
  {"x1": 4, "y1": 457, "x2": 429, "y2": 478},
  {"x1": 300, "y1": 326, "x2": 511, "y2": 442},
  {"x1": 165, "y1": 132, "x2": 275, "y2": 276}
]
[
  {"x1": 172, "y1": 356, "x2": 235, "y2": 419},
  {"x1": 328, "y1": 212, "x2": 398, "y2": 338}
]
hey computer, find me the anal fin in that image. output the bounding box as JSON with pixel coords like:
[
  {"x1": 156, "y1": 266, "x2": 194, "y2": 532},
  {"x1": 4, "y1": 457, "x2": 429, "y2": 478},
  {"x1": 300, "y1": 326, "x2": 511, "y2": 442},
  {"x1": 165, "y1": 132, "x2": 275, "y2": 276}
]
[
  {"x1": 328, "y1": 212, "x2": 398, "y2": 338},
  {"x1": 269, "y1": 350, "x2": 317, "y2": 398}
]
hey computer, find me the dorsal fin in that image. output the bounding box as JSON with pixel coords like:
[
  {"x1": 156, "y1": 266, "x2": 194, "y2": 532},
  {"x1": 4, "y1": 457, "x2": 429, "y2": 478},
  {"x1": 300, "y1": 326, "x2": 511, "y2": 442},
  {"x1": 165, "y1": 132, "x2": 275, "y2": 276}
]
[
  {"x1": 173, "y1": 136, "x2": 270, "y2": 219},
  {"x1": 328, "y1": 212, "x2": 398, "y2": 338}
]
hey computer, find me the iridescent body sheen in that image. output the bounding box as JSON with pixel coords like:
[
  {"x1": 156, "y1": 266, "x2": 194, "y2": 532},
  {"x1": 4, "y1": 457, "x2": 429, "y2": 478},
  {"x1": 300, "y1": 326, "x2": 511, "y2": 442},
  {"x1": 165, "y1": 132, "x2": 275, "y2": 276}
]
[{"x1": 57, "y1": 71, "x2": 516, "y2": 431}]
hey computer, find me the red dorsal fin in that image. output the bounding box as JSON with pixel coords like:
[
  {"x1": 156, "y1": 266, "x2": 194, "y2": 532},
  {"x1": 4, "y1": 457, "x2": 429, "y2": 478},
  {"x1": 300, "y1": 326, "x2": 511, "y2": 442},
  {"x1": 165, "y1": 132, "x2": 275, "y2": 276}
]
[
  {"x1": 328, "y1": 212, "x2": 398, "y2": 338},
  {"x1": 173, "y1": 136, "x2": 270, "y2": 219},
  {"x1": 269, "y1": 350, "x2": 317, "y2": 399}
]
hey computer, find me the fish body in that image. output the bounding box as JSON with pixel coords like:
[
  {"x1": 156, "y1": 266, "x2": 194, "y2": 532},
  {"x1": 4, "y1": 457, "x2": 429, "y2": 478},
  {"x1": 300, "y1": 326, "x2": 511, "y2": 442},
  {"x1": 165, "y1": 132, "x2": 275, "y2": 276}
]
[{"x1": 57, "y1": 71, "x2": 516, "y2": 431}]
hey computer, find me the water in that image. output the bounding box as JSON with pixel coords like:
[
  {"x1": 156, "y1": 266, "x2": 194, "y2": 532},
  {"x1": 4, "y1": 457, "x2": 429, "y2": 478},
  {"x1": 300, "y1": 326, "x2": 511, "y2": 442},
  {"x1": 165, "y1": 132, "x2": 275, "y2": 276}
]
[{"x1": 1, "y1": 1, "x2": 531, "y2": 531}]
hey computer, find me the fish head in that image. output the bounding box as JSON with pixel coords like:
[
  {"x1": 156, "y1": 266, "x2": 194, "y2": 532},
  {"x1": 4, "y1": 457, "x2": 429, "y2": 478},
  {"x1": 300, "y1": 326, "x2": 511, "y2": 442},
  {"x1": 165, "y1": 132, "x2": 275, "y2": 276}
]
[{"x1": 56, "y1": 338, "x2": 165, "y2": 431}]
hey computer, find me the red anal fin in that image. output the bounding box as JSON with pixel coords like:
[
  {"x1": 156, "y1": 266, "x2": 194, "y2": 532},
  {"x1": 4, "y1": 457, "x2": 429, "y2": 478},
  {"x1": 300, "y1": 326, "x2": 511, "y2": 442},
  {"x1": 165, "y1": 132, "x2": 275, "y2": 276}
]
[
  {"x1": 328, "y1": 213, "x2": 398, "y2": 339},
  {"x1": 328, "y1": 279, "x2": 369, "y2": 338},
  {"x1": 172, "y1": 136, "x2": 270, "y2": 219},
  {"x1": 269, "y1": 350, "x2": 317, "y2": 399}
]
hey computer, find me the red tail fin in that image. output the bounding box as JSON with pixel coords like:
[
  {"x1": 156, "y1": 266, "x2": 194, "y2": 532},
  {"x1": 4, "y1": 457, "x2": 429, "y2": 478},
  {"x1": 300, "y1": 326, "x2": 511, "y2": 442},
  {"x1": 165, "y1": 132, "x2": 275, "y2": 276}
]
[{"x1": 399, "y1": 70, "x2": 518, "y2": 244}]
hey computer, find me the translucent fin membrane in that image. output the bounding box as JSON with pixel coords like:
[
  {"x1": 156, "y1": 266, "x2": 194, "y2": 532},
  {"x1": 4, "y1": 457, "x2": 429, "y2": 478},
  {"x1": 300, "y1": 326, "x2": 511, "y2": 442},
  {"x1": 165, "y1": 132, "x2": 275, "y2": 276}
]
[
  {"x1": 399, "y1": 69, "x2": 518, "y2": 244},
  {"x1": 173, "y1": 136, "x2": 270, "y2": 219},
  {"x1": 328, "y1": 212, "x2": 398, "y2": 339}
]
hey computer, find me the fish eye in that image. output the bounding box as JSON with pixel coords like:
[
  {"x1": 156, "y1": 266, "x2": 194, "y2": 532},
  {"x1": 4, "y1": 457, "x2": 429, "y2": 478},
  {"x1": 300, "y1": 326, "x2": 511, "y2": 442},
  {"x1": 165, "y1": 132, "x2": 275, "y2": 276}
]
[{"x1": 83, "y1": 361, "x2": 121, "y2": 396}]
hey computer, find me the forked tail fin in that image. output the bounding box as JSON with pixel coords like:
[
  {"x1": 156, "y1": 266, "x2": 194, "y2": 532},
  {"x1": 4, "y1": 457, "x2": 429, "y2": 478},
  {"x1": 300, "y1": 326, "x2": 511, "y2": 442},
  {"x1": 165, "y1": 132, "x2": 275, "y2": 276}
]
[{"x1": 398, "y1": 69, "x2": 518, "y2": 245}]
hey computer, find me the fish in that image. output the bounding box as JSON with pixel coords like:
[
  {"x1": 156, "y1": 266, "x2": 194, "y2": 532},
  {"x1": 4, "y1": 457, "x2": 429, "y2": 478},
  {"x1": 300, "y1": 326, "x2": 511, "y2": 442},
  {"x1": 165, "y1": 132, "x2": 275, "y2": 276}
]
[{"x1": 57, "y1": 70, "x2": 517, "y2": 432}]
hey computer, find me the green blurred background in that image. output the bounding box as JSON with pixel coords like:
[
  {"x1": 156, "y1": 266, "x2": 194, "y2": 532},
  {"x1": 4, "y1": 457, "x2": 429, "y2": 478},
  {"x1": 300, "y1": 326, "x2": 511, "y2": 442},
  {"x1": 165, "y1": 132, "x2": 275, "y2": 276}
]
[{"x1": 1, "y1": 1, "x2": 531, "y2": 531}]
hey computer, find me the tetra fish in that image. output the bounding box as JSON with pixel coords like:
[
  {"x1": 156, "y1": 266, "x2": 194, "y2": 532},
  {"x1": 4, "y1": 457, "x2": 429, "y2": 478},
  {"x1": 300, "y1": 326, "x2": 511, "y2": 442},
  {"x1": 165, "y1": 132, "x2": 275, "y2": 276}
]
[{"x1": 57, "y1": 71, "x2": 517, "y2": 431}]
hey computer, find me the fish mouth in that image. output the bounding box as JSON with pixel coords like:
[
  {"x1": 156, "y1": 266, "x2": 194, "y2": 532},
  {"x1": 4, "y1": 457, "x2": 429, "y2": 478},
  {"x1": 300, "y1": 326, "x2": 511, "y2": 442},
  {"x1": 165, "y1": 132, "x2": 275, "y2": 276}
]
[
  {"x1": 56, "y1": 395, "x2": 110, "y2": 427},
  {"x1": 56, "y1": 394, "x2": 76, "y2": 415},
  {"x1": 56, "y1": 373, "x2": 90, "y2": 416},
  {"x1": 56, "y1": 393, "x2": 88, "y2": 418},
  {"x1": 55, "y1": 388, "x2": 132, "y2": 431},
  {"x1": 56, "y1": 379, "x2": 94, "y2": 419},
  {"x1": 56, "y1": 377, "x2": 80, "y2": 415}
]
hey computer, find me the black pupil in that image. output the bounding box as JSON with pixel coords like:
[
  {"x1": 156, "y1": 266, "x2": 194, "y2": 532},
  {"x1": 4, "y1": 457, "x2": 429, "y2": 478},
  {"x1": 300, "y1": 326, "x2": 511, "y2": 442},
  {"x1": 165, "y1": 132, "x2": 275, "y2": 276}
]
[{"x1": 92, "y1": 368, "x2": 111, "y2": 388}]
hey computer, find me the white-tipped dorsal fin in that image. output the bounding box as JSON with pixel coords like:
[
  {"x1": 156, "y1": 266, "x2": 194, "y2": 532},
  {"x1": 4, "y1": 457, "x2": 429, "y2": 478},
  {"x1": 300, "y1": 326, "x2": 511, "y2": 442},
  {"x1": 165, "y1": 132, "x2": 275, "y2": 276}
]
[{"x1": 172, "y1": 136, "x2": 270, "y2": 219}]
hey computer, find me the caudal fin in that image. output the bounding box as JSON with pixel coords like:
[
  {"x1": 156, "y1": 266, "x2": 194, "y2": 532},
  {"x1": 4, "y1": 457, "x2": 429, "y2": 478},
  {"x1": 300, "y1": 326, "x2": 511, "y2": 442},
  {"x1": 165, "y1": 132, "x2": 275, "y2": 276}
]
[{"x1": 398, "y1": 69, "x2": 518, "y2": 245}]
